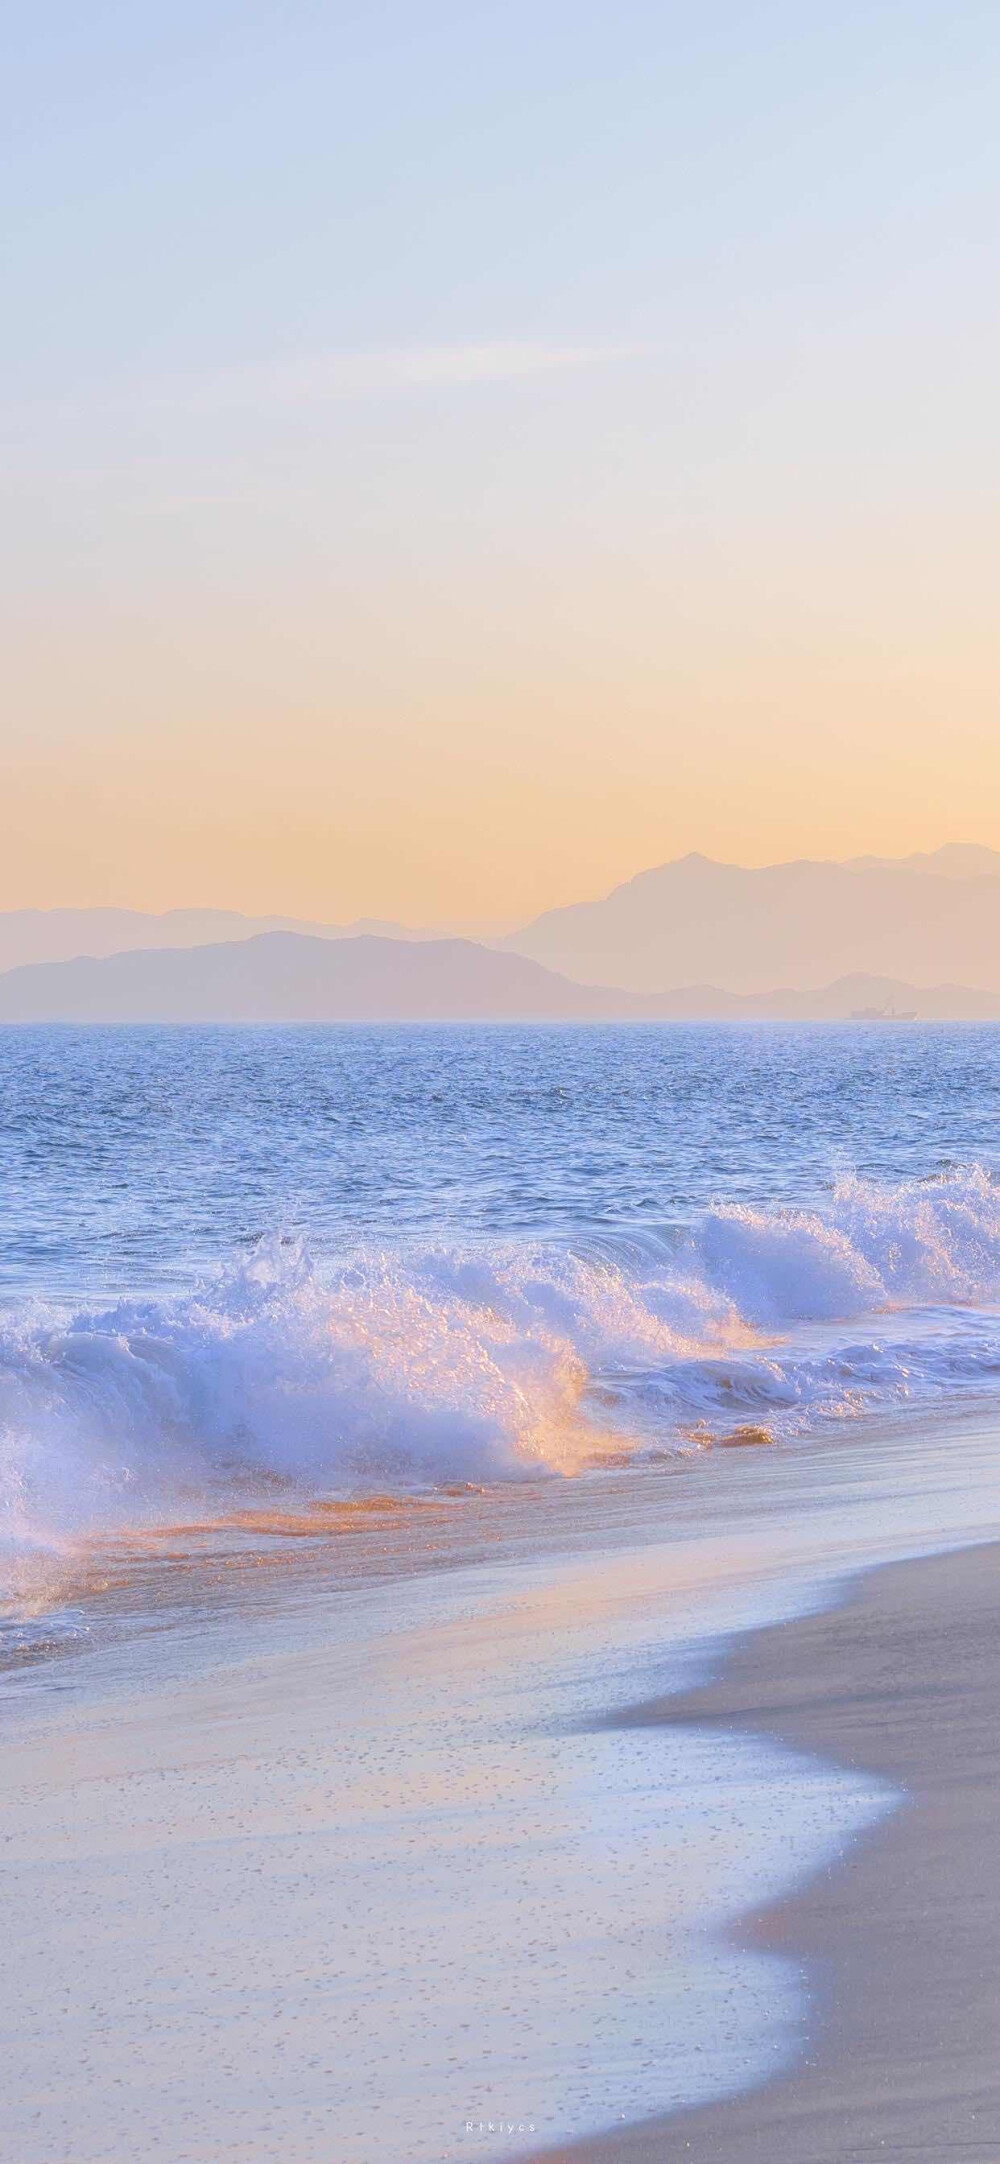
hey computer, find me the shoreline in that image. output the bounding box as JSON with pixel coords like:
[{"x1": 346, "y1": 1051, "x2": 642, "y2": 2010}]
[
  {"x1": 7, "y1": 1458, "x2": 1000, "y2": 2160},
  {"x1": 536, "y1": 1538, "x2": 1000, "y2": 2163}
]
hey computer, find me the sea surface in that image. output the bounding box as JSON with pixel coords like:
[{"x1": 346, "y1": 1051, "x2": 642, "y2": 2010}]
[{"x1": 3, "y1": 1021, "x2": 1000, "y2": 1605}]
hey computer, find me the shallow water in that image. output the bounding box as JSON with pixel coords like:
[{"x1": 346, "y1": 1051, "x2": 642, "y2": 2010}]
[{"x1": 5, "y1": 1398, "x2": 1000, "y2": 2161}]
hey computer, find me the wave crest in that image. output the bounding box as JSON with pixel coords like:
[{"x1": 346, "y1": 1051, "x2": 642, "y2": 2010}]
[{"x1": 4, "y1": 1167, "x2": 1000, "y2": 1572}]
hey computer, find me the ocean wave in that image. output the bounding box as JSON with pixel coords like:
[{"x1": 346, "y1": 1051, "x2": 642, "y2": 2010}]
[{"x1": 3, "y1": 1167, "x2": 1000, "y2": 1576}]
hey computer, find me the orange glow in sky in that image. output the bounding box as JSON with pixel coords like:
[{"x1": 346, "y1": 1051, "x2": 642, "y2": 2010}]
[{"x1": 4, "y1": 4, "x2": 999, "y2": 920}]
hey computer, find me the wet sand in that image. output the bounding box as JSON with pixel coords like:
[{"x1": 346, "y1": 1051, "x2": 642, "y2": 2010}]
[{"x1": 539, "y1": 1539, "x2": 1000, "y2": 2163}]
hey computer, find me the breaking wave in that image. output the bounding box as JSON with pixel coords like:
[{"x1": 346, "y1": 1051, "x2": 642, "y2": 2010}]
[{"x1": 4, "y1": 1167, "x2": 1000, "y2": 1579}]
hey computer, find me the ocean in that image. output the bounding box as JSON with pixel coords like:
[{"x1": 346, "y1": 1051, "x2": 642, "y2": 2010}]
[{"x1": 4, "y1": 1021, "x2": 1000, "y2": 1586}]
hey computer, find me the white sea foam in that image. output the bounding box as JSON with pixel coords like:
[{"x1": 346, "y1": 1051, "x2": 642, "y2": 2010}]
[{"x1": 3, "y1": 1167, "x2": 1000, "y2": 1575}]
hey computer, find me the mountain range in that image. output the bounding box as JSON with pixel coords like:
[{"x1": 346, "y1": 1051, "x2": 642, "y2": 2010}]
[
  {"x1": 0, "y1": 906, "x2": 451, "y2": 976},
  {"x1": 504, "y1": 845, "x2": 1000, "y2": 993},
  {"x1": 3, "y1": 846, "x2": 1000, "y2": 1019},
  {"x1": 0, "y1": 934, "x2": 998, "y2": 1025},
  {"x1": 0, "y1": 933, "x2": 634, "y2": 1023}
]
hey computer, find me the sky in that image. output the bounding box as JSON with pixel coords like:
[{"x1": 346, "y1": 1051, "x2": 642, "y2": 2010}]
[{"x1": 3, "y1": 0, "x2": 999, "y2": 923}]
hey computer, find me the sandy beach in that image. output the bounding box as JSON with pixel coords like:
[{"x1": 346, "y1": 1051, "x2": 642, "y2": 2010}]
[
  {"x1": 0, "y1": 1510, "x2": 867, "y2": 2164},
  {"x1": 541, "y1": 1538, "x2": 1000, "y2": 2164},
  {"x1": 4, "y1": 1444, "x2": 1000, "y2": 2161}
]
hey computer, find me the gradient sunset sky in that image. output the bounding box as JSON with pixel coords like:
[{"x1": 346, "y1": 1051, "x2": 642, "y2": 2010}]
[{"x1": 4, "y1": 2, "x2": 998, "y2": 923}]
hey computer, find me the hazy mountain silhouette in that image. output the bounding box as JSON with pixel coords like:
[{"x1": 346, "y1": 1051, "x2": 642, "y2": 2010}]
[
  {"x1": 0, "y1": 935, "x2": 998, "y2": 1024},
  {"x1": 656, "y1": 975, "x2": 1000, "y2": 1020},
  {"x1": 6, "y1": 846, "x2": 1000, "y2": 1001},
  {"x1": 505, "y1": 846, "x2": 1000, "y2": 992},
  {"x1": 0, "y1": 933, "x2": 650, "y2": 1022},
  {"x1": 845, "y1": 844, "x2": 1000, "y2": 877},
  {"x1": 0, "y1": 908, "x2": 510, "y2": 975}
]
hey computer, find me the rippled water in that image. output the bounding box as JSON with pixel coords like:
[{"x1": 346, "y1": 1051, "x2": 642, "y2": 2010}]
[{"x1": 4, "y1": 1022, "x2": 1000, "y2": 1290}]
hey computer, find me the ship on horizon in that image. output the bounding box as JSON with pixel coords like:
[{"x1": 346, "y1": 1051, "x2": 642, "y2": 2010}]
[{"x1": 849, "y1": 998, "x2": 917, "y2": 1020}]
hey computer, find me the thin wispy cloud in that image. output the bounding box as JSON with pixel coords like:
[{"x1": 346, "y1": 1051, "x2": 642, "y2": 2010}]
[
  {"x1": 161, "y1": 339, "x2": 649, "y2": 414},
  {"x1": 4, "y1": 341, "x2": 648, "y2": 445}
]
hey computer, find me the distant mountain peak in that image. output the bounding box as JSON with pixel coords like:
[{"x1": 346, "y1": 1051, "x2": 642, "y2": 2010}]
[{"x1": 505, "y1": 845, "x2": 1000, "y2": 995}]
